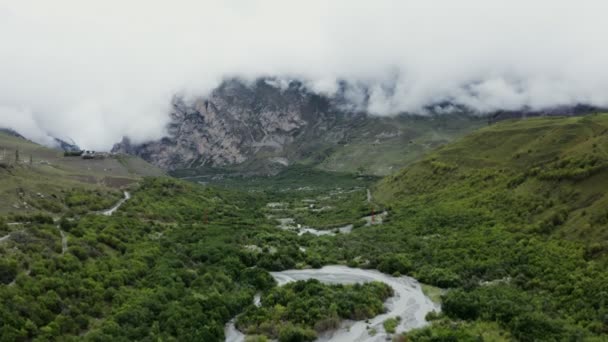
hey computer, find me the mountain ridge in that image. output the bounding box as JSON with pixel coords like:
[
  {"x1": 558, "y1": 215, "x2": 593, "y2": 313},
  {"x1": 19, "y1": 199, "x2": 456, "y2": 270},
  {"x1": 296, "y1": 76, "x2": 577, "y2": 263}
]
[
  {"x1": 112, "y1": 78, "x2": 604, "y2": 175},
  {"x1": 112, "y1": 79, "x2": 485, "y2": 175}
]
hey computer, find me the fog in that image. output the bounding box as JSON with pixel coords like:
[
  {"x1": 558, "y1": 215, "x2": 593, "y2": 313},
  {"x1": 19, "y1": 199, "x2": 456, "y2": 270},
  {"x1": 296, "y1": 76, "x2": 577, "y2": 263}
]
[{"x1": 0, "y1": 0, "x2": 607, "y2": 149}]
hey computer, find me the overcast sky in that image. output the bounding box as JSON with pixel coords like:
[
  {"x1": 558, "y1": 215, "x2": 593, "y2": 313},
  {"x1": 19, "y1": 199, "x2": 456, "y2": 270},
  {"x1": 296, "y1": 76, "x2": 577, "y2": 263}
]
[{"x1": 1, "y1": 0, "x2": 607, "y2": 149}]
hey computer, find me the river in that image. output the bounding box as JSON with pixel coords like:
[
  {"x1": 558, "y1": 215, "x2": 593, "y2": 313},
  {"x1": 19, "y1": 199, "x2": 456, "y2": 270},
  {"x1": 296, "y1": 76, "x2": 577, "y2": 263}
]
[{"x1": 224, "y1": 265, "x2": 440, "y2": 342}]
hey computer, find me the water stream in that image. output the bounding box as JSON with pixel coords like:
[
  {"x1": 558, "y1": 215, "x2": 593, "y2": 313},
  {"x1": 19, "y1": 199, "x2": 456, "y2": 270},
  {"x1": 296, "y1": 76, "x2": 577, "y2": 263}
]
[{"x1": 224, "y1": 265, "x2": 440, "y2": 342}]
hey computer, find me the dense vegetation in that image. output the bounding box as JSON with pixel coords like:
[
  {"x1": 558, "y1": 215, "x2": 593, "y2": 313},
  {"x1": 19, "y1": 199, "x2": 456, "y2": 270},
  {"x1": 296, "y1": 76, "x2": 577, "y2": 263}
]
[
  {"x1": 0, "y1": 178, "x2": 278, "y2": 341},
  {"x1": 171, "y1": 163, "x2": 378, "y2": 192},
  {"x1": 236, "y1": 279, "x2": 392, "y2": 341},
  {"x1": 2, "y1": 114, "x2": 608, "y2": 341},
  {"x1": 372, "y1": 114, "x2": 608, "y2": 340}
]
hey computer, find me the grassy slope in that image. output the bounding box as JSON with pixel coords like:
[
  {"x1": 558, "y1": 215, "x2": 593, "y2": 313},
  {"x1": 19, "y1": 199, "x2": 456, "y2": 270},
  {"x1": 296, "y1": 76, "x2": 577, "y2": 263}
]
[
  {"x1": 314, "y1": 114, "x2": 484, "y2": 176},
  {"x1": 0, "y1": 132, "x2": 164, "y2": 214},
  {"x1": 378, "y1": 113, "x2": 608, "y2": 245}
]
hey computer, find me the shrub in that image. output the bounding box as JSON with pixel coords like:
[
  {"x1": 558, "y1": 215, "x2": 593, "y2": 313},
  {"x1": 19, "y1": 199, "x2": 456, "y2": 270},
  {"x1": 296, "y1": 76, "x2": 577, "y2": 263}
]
[
  {"x1": 278, "y1": 324, "x2": 316, "y2": 342},
  {"x1": 383, "y1": 317, "x2": 399, "y2": 334}
]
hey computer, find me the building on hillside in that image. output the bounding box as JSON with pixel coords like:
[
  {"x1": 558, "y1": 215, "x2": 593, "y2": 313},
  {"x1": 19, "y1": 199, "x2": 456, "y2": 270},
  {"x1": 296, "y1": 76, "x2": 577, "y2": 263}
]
[
  {"x1": 82, "y1": 151, "x2": 107, "y2": 160},
  {"x1": 82, "y1": 150, "x2": 97, "y2": 159}
]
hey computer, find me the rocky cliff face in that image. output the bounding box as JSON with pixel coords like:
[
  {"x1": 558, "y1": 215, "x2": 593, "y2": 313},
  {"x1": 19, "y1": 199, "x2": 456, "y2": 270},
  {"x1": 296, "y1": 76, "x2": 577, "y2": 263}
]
[{"x1": 113, "y1": 79, "x2": 360, "y2": 171}]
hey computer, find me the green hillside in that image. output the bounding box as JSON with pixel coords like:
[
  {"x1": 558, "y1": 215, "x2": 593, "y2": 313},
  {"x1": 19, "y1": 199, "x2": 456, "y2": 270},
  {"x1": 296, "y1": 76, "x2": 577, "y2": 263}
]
[
  {"x1": 378, "y1": 113, "x2": 608, "y2": 244},
  {"x1": 355, "y1": 114, "x2": 608, "y2": 340},
  {"x1": 303, "y1": 114, "x2": 485, "y2": 176},
  {"x1": 0, "y1": 132, "x2": 164, "y2": 214}
]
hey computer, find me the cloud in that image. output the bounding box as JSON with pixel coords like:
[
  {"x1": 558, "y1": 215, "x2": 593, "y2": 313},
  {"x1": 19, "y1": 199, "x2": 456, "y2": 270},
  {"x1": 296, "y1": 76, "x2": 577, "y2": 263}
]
[{"x1": 0, "y1": 0, "x2": 607, "y2": 149}]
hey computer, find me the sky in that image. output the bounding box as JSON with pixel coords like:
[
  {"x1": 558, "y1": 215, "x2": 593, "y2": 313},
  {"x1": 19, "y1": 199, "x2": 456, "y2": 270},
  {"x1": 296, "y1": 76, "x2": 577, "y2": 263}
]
[{"x1": 0, "y1": 0, "x2": 607, "y2": 150}]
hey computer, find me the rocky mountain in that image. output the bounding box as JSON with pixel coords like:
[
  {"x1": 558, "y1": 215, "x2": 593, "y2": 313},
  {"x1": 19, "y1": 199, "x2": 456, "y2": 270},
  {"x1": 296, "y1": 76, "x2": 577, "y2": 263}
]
[
  {"x1": 114, "y1": 79, "x2": 347, "y2": 170},
  {"x1": 54, "y1": 137, "x2": 81, "y2": 152},
  {"x1": 0, "y1": 128, "x2": 25, "y2": 139},
  {"x1": 112, "y1": 79, "x2": 484, "y2": 175}
]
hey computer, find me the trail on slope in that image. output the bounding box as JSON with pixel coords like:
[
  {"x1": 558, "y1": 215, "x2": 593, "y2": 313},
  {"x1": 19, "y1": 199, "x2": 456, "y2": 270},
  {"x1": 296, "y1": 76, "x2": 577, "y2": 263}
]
[
  {"x1": 57, "y1": 226, "x2": 67, "y2": 254},
  {"x1": 102, "y1": 191, "x2": 131, "y2": 216},
  {"x1": 0, "y1": 233, "x2": 11, "y2": 243}
]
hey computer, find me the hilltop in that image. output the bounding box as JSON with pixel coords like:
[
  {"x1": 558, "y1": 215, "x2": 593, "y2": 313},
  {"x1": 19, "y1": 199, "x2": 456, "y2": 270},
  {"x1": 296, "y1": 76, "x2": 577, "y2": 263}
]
[{"x1": 0, "y1": 131, "x2": 164, "y2": 214}]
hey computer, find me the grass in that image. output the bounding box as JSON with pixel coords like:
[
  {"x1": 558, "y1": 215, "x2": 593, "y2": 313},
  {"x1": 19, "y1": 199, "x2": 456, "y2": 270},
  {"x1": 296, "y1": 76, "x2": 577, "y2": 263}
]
[
  {"x1": 420, "y1": 284, "x2": 443, "y2": 304},
  {"x1": 315, "y1": 113, "x2": 484, "y2": 176},
  {"x1": 468, "y1": 321, "x2": 513, "y2": 342}
]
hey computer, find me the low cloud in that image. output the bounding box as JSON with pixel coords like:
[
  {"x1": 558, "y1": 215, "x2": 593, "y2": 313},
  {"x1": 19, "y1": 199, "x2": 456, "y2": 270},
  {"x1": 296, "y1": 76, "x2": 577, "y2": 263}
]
[{"x1": 1, "y1": 0, "x2": 607, "y2": 149}]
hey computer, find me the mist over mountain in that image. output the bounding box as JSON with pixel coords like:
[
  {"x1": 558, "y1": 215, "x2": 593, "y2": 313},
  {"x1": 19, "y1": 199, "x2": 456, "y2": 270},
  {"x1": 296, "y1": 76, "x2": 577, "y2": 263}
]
[
  {"x1": 114, "y1": 78, "x2": 604, "y2": 174},
  {"x1": 1, "y1": 1, "x2": 607, "y2": 150}
]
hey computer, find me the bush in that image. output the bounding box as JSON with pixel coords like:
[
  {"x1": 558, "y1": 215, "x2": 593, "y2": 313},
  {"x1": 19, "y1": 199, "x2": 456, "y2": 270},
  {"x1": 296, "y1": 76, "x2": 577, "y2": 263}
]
[
  {"x1": 377, "y1": 254, "x2": 412, "y2": 275},
  {"x1": 509, "y1": 312, "x2": 564, "y2": 342},
  {"x1": 441, "y1": 289, "x2": 479, "y2": 320},
  {"x1": 0, "y1": 259, "x2": 18, "y2": 284},
  {"x1": 383, "y1": 317, "x2": 399, "y2": 334},
  {"x1": 416, "y1": 267, "x2": 461, "y2": 288},
  {"x1": 278, "y1": 324, "x2": 316, "y2": 342}
]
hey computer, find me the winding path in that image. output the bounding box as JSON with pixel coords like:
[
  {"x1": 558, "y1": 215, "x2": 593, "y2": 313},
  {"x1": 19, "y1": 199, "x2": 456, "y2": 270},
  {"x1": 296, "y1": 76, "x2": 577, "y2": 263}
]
[
  {"x1": 0, "y1": 233, "x2": 11, "y2": 243},
  {"x1": 102, "y1": 191, "x2": 131, "y2": 216},
  {"x1": 57, "y1": 226, "x2": 67, "y2": 254},
  {"x1": 225, "y1": 266, "x2": 440, "y2": 342},
  {"x1": 2, "y1": 191, "x2": 130, "y2": 253}
]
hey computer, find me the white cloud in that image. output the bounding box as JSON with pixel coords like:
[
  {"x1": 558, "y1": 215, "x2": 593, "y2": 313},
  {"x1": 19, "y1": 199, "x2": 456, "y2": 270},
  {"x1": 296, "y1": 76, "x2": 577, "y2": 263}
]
[{"x1": 0, "y1": 0, "x2": 607, "y2": 149}]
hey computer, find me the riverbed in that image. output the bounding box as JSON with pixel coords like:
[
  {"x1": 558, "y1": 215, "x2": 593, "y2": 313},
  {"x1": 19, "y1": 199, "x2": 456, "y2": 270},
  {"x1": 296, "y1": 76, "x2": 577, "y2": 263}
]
[{"x1": 224, "y1": 265, "x2": 440, "y2": 342}]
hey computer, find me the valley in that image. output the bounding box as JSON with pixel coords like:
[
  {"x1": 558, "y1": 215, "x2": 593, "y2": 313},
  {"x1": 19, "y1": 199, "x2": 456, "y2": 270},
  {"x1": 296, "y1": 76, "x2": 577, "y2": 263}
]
[
  {"x1": 1, "y1": 114, "x2": 607, "y2": 341},
  {"x1": 3, "y1": 2, "x2": 607, "y2": 341}
]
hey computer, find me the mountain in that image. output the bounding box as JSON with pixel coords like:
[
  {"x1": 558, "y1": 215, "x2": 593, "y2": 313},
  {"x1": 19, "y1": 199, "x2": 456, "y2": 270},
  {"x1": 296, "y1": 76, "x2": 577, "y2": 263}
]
[
  {"x1": 112, "y1": 79, "x2": 485, "y2": 176},
  {"x1": 53, "y1": 136, "x2": 81, "y2": 152},
  {"x1": 0, "y1": 128, "x2": 25, "y2": 139}
]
